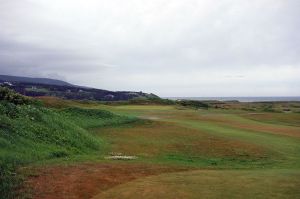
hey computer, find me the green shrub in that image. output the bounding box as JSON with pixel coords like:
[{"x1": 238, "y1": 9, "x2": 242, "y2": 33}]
[
  {"x1": 62, "y1": 107, "x2": 115, "y2": 118},
  {"x1": 48, "y1": 150, "x2": 69, "y2": 158},
  {"x1": 177, "y1": 100, "x2": 209, "y2": 109},
  {"x1": 60, "y1": 107, "x2": 138, "y2": 128},
  {"x1": 0, "y1": 87, "x2": 31, "y2": 105}
]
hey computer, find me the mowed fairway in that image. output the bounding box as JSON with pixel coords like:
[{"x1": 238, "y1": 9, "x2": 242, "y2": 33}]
[
  {"x1": 94, "y1": 105, "x2": 300, "y2": 198},
  {"x1": 94, "y1": 169, "x2": 300, "y2": 199},
  {"x1": 26, "y1": 104, "x2": 300, "y2": 198}
]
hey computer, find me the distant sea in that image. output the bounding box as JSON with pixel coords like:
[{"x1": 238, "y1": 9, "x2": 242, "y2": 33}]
[{"x1": 165, "y1": 97, "x2": 300, "y2": 102}]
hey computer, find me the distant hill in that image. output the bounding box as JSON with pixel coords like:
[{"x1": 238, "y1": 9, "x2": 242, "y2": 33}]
[
  {"x1": 0, "y1": 74, "x2": 158, "y2": 101},
  {"x1": 0, "y1": 74, "x2": 73, "y2": 86}
]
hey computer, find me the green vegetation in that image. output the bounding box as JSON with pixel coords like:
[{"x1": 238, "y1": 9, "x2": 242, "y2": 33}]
[
  {"x1": 0, "y1": 88, "x2": 137, "y2": 198},
  {"x1": 177, "y1": 100, "x2": 210, "y2": 109},
  {"x1": 1, "y1": 89, "x2": 300, "y2": 198},
  {"x1": 0, "y1": 86, "x2": 31, "y2": 105},
  {"x1": 102, "y1": 96, "x2": 176, "y2": 105},
  {"x1": 0, "y1": 103, "x2": 99, "y2": 198},
  {"x1": 93, "y1": 104, "x2": 300, "y2": 198},
  {"x1": 60, "y1": 107, "x2": 137, "y2": 129}
]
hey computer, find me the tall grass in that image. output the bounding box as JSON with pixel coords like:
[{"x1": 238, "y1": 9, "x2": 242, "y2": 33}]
[
  {"x1": 0, "y1": 88, "x2": 138, "y2": 198},
  {"x1": 60, "y1": 107, "x2": 137, "y2": 129}
]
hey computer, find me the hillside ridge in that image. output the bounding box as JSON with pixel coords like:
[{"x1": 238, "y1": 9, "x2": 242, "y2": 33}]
[{"x1": 0, "y1": 74, "x2": 158, "y2": 101}]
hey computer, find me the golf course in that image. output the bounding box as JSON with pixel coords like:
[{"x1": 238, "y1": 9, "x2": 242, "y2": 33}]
[
  {"x1": 93, "y1": 103, "x2": 300, "y2": 199},
  {"x1": 1, "y1": 1, "x2": 300, "y2": 198},
  {"x1": 1, "y1": 90, "x2": 298, "y2": 198}
]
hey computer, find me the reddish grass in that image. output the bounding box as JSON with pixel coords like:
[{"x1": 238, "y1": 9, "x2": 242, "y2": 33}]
[
  {"x1": 98, "y1": 121, "x2": 268, "y2": 159},
  {"x1": 23, "y1": 163, "x2": 188, "y2": 199}
]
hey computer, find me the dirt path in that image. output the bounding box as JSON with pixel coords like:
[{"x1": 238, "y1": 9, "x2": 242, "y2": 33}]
[{"x1": 23, "y1": 163, "x2": 189, "y2": 199}]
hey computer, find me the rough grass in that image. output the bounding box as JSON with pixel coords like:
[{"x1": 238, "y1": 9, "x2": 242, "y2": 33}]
[
  {"x1": 60, "y1": 107, "x2": 137, "y2": 129},
  {"x1": 0, "y1": 100, "x2": 136, "y2": 198},
  {"x1": 37, "y1": 96, "x2": 101, "y2": 109},
  {"x1": 0, "y1": 102, "x2": 100, "y2": 198}
]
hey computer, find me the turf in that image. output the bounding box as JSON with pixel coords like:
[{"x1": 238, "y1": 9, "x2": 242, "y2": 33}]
[
  {"x1": 2, "y1": 96, "x2": 300, "y2": 198},
  {"x1": 94, "y1": 169, "x2": 300, "y2": 199},
  {"x1": 90, "y1": 104, "x2": 300, "y2": 198}
]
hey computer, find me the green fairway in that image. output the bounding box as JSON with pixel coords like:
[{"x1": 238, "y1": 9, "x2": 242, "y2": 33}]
[{"x1": 91, "y1": 104, "x2": 300, "y2": 198}]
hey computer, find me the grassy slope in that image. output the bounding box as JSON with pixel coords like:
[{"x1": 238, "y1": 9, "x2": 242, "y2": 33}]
[
  {"x1": 0, "y1": 99, "x2": 136, "y2": 198},
  {"x1": 60, "y1": 107, "x2": 137, "y2": 129}
]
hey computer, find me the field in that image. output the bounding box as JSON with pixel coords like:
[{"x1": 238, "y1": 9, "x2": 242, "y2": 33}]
[{"x1": 1, "y1": 93, "x2": 300, "y2": 198}]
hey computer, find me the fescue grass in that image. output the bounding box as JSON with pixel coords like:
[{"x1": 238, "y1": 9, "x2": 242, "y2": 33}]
[
  {"x1": 0, "y1": 102, "x2": 97, "y2": 198},
  {"x1": 0, "y1": 93, "x2": 138, "y2": 198},
  {"x1": 60, "y1": 107, "x2": 137, "y2": 129}
]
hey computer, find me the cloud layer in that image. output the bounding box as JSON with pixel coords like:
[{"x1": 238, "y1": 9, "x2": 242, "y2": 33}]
[{"x1": 0, "y1": 0, "x2": 299, "y2": 96}]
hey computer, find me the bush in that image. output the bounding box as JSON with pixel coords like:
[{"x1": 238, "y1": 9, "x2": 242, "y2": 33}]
[
  {"x1": 62, "y1": 107, "x2": 115, "y2": 118},
  {"x1": 0, "y1": 87, "x2": 31, "y2": 105},
  {"x1": 48, "y1": 150, "x2": 69, "y2": 158},
  {"x1": 177, "y1": 100, "x2": 209, "y2": 109},
  {"x1": 60, "y1": 107, "x2": 138, "y2": 128}
]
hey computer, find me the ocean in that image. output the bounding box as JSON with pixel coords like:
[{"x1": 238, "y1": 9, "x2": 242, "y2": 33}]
[{"x1": 165, "y1": 97, "x2": 300, "y2": 102}]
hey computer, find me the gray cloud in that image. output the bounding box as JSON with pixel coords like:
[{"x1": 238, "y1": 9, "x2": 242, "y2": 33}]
[{"x1": 0, "y1": 0, "x2": 299, "y2": 96}]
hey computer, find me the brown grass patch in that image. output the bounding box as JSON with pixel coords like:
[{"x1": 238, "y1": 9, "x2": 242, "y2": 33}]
[
  {"x1": 98, "y1": 121, "x2": 267, "y2": 159},
  {"x1": 23, "y1": 163, "x2": 188, "y2": 199},
  {"x1": 169, "y1": 136, "x2": 266, "y2": 158}
]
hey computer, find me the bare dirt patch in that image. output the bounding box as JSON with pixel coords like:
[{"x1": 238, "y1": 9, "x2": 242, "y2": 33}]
[{"x1": 23, "y1": 163, "x2": 188, "y2": 199}]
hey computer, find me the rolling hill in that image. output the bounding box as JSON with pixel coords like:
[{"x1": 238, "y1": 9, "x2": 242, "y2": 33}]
[
  {"x1": 0, "y1": 75, "x2": 73, "y2": 86},
  {"x1": 0, "y1": 74, "x2": 158, "y2": 101}
]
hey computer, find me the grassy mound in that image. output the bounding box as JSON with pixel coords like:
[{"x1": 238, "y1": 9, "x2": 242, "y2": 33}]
[
  {"x1": 0, "y1": 86, "x2": 31, "y2": 105},
  {"x1": 0, "y1": 102, "x2": 102, "y2": 198},
  {"x1": 60, "y1": 107, "x2": 138, "y2": 129},
  {"x1": 0, "y1": 87, "x2": 138, "y2": 198}
]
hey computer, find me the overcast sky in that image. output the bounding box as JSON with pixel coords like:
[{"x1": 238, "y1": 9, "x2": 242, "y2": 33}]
[{"x1": 0, "y1": 0, "x2": 299, "y2": 97}]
